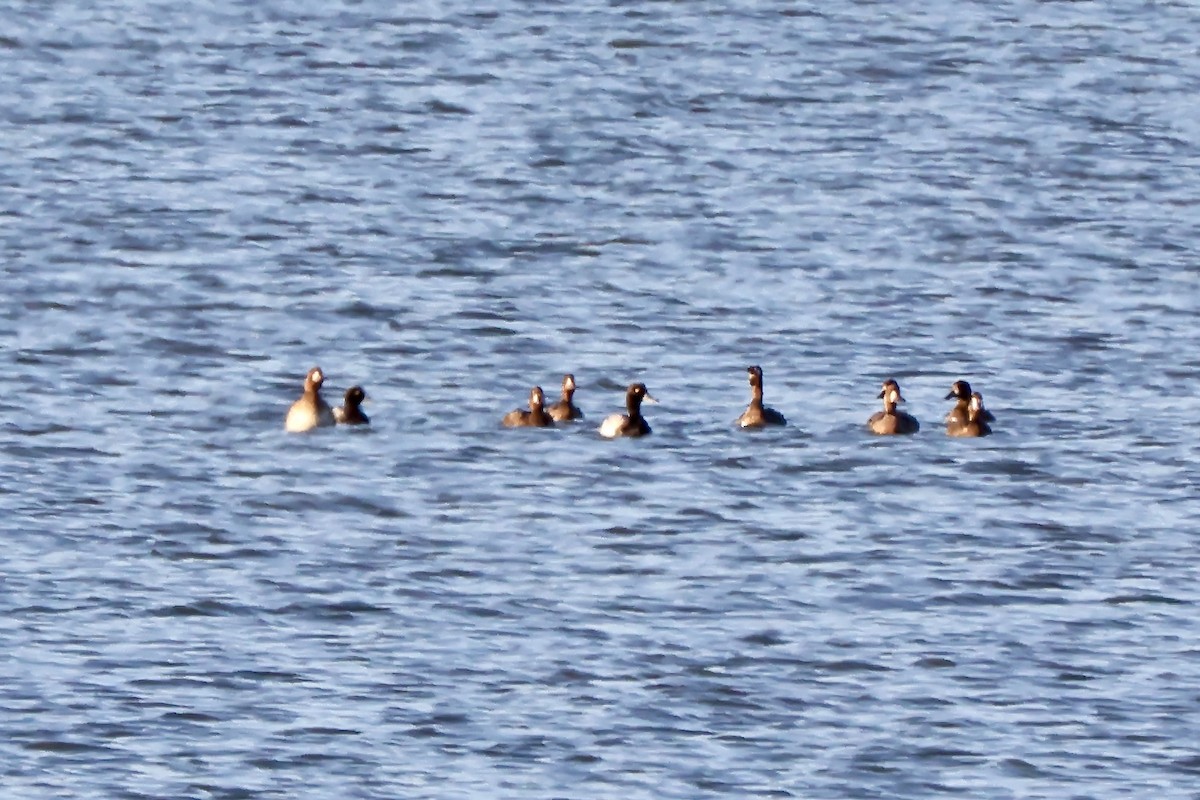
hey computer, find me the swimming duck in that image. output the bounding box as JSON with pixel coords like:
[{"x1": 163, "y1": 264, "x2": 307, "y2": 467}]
[
  {"x1": 547, "y1": 373, "x2": 584, "y2": 422},
  {"x1": 948, "y1": 391, "x2": 992, "y2": 437},
  {"x1": 284, "y1": 366, "x2": 336, "y2": 432},
  {"x1": 502, "y1": 386, "x2": 555, "y2": 428},
  {"x1": 736, "y1": 365, "x2": 787, "y2": 428},
  {"x1": 944, "y1": 379, "x2": 996, "y2": 429},
  {"x1": 867, "y1": 378, "x2": 919, "y2": 435},
  {"x1": 599, "y1": 382, "x2": 656, "y2": 438},
  {"x1": 333, "y1": 385, "x2": 369, "y2": 425}
]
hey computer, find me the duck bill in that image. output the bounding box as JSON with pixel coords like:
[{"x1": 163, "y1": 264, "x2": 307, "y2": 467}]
[{"x1": 642, "y1": 394, "x2": 659, "y2": 405}]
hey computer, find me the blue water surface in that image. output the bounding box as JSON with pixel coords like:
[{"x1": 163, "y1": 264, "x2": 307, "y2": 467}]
[{"x1": 2, "y1": 1, "x2": 1200, "y2": 798}]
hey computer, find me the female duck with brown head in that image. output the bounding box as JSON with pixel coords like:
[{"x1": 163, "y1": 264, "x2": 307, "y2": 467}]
[
  {"x1": 948, "y1": 391, "x2": 992, "y2": 437},
  {"x1": 502, "y1": 386, "x2": 555, "y2": 428},
  {"x1": 547, "y1": 373, "x2": 584, "y2": 422},
  {"x1": 737, "y1": 365, "x2": 786, "y2": 428},
  {"x1": 944, "y1": 379, "x2": 995, "y2": 430},
  {"x1": 867, "y1": 378, "x2": 919, "y2": 435},
  {"x1": 285, "y1": 366, "x2": 336, "y2": 432},
  {"x1": 599, "y1": 383, "x2": 656, "y2": 438},
  {"x1": 334, "y1": 385, "x2": 369, "y2": 425}
]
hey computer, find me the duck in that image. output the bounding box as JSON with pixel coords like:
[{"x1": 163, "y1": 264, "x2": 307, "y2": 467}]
[
  {"x1": 948, "y1": 391, "x2": 992, "y2": 437},
  {"x1": 333, "y1": 385, "x2": 369, "y2": 425},
  {"x1": 867, "y1": 378, "x2": 919, "y2": 435},
  {"x1": 502, "y1": 386, "x2": 555, "y2": 428},
  {"x1": 284, "y1": 366, "x2": 336, "y2": 432},
  {"x1": 736, "y1": 365, "x2": 787, "y2": 428},
  {"x1": 599, "y1": 382, "x2": 656, "y2": 438},
  {"x1": 547, "y1": 373, "x2": 584, "y2": 422},
  {"x1": 944, "y1": 379, "x2": 996, "y2": 429}
]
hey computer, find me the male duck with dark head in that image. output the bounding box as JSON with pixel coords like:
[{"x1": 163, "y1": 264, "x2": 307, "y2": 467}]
[
  {"x1": 944, "y1": 379, "x2": 995, "y2": 430},
  {"x1": 737, "y1": 365, "x2": 786, "y2": 428},
  {"x1": 334, "y1": 385, "x2": 369, "y2": 425},
  {"x1": 599, "y1": 382, "x2": 656, "y2": 438},
  {"x1": 867, "y1": 378, "x2": 919, "y2": 435},
  {"x1": 948, "y1": 391, "x2": 993, "y2": 437},
  {"x1": 547, "y1": 373, "x2": 584, "y2": 422},
  {"x1": 285, "y1": 366, "x2": 336, "y2": 432},
  {"x1": 502, "y1": 386, "x2": 555, "y2": 428}
]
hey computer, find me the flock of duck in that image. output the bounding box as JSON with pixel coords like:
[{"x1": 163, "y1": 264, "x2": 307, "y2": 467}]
[{"x1": 284, "y1": 366, "x2": 996, "y2": 438}]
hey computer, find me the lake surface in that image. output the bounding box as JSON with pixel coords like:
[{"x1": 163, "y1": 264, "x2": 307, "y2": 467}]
[{"x1": 3, "y1": 1, "x2": 1200, "y2": 797}]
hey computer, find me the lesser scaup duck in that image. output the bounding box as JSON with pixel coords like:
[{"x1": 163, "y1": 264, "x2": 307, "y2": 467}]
[
  {"x1": 547, "y1": 373, "x2": 584, "y2": 422},
  {"x1": 867, "y1": 378, "x2": 919, "y2": 435},
  {"x1": 333, "y1": 385, "x2": 369, "y2": 425},
  {"x1": 502, "y1": 386, "x2": 555, "y2": 428},
  {"x1": 736, "y1": 365, "x2": 787, "y2": 428},
  {"x1": 284, "y1": 366, "x2": 336, "y2": 432},
  {"x1": 599, "y1": 382, "x2": 656, "y2": 438},
  {"x1": 948, "y1": 391, "x2": 992, "y2": 437},
  {"x1": 944, "y1": 379, "x2": 996, "y2": 430}
]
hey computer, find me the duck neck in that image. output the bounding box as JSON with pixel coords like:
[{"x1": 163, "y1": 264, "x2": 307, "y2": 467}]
[{"x1": 750, "y1": 381, "x2": 764, "y2": 407}]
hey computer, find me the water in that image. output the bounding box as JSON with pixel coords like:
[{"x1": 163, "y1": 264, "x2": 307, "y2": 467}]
[{"x1": 3, "y1": 1, "x2": 1200, "y2": 797}]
